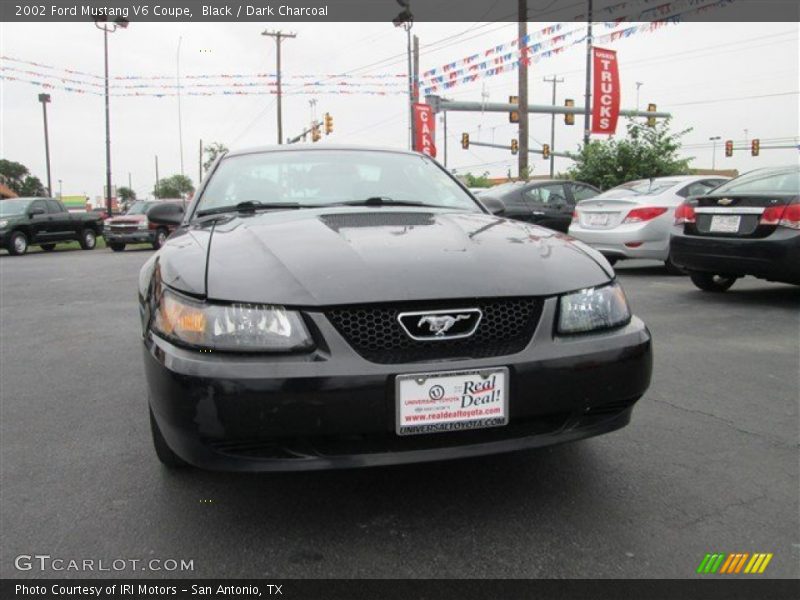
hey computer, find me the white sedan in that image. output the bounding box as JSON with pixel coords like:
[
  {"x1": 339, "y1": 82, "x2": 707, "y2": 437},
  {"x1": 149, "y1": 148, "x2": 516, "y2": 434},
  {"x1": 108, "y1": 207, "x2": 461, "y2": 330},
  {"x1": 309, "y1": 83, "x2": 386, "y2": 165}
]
[{"x1": 568, "y1": 175, "x2": 729, "y2": 273}]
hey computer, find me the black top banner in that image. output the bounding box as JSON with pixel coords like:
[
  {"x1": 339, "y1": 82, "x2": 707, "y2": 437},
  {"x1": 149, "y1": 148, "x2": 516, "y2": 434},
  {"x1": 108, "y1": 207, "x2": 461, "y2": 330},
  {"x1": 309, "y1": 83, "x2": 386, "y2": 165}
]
[{"x1": 1, "y1": 0, "x2": 799, "y2": 23}]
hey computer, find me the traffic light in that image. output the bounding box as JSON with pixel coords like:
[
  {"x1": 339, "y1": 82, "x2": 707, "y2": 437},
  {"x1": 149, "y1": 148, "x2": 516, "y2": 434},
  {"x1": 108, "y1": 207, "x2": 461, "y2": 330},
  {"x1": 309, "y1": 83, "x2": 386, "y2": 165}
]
[
  {"x1": 646, "y1": 103, "x2": 657, "y2": 127},
  {"x1": 542, "y1": 144, "x2": 550, "y2": 159},
  {"x1": 751, "y1": 138, "x2": 760, "y2": 157},
  {"x1": 725, "y1": 140, "x2": 733, "y2": 157},
  {"x1": 509, "y1": 95, "x2": 519, "y2": 123},
  {"x1": 324, "y1": 112, "x2": 333, "y2": 135},
  {"x1": 510, "y1": 138, "x2": 518, "y2": 155},
  {"x1": 564, "y1": 99, "x2": 575, "y2": 125},
  {"x1": 461, "y1": 133, "x2": 469, "y2": 149},
  {"x1": 311, "y1": 123, "x2": 321, "y2": 142}
]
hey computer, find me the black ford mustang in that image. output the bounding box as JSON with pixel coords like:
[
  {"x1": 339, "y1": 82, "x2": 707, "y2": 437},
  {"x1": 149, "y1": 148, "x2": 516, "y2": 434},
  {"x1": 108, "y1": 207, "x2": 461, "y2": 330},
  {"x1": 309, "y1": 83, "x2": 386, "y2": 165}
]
[{"x1": 139, "y1": 146, "x2": 652, "y2": 471}]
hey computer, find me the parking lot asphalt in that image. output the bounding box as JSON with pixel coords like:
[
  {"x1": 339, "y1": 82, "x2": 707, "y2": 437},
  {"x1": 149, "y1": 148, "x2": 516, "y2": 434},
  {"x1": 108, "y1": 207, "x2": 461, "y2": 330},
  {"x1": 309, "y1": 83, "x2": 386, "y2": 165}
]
[{"x1": 0, "y1": 247, "x2": 798, "y2": 579}]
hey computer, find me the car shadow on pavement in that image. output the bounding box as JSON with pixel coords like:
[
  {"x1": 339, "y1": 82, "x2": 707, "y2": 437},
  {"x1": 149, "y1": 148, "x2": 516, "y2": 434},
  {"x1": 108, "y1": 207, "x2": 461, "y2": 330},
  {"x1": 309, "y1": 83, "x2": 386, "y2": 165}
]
[{"x1": 676, "y1": 284, "x2": 800, "y2": 308}]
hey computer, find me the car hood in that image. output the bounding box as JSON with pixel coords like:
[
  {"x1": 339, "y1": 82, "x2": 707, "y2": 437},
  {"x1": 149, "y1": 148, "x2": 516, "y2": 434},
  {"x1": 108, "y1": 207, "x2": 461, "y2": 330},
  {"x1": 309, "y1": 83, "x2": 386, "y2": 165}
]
[{"x1": 176, "y1": 208, "x2": 613, "y2": 306}]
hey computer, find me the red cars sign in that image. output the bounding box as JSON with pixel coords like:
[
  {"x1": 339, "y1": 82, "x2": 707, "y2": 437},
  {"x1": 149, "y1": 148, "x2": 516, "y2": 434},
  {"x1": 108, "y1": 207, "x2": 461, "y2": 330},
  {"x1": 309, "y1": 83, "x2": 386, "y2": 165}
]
[
  {"x1": 591, "y1": 47, "x2": 620, "y2": 135},
  {"x1": 413, "y1": 103, "x2": 437, "y2": 158}
]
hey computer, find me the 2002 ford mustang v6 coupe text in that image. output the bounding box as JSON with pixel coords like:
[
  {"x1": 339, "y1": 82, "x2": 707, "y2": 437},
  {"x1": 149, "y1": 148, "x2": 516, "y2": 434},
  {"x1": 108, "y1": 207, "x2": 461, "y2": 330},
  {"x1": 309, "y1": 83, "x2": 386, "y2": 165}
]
[{"x1": 139, "y1": 146, "x2": 652, "y2": 471}]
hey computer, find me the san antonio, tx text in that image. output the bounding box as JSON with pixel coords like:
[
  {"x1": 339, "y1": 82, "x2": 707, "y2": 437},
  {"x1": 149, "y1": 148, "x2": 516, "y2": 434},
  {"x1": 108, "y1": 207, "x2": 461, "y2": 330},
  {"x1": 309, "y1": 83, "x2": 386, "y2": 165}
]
[{"x1": 16, "y1": 584, "x2": 280, "y2": 596}]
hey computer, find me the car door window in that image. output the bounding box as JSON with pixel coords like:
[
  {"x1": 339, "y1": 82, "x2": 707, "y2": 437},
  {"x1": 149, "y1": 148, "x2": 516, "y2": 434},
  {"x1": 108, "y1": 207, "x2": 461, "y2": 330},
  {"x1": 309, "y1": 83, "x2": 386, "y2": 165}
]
[
  {"x1": 524, "y1": 184, "x2": 567, "y2": 207},
  {"x1": 571, "y1": 184, "x2": 598, "y2": 202},
  {"x1": 29, "y1": 200, "x2": 48, "y2": 215},
  {"x1": 45, "y1": 200, "x2": 63, "y2": 213},
  {"x1": 679, "y1": 181, "x2": 718, "y2": 198}
]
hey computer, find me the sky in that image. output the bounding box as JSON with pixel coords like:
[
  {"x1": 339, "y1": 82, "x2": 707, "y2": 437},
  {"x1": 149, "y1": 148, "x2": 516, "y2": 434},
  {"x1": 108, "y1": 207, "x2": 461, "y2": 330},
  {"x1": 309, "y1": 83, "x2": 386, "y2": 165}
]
[{"x1": 0, "y1": 19, "x2": 798, "y2": 200}]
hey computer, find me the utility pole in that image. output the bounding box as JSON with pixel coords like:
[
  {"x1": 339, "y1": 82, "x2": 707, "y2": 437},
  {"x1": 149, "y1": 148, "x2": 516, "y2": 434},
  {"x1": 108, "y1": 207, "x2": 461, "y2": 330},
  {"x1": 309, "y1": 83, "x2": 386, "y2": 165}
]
[
  {"x1": 94, "y1": 17, "x2": 127, "y2": 218},
  {"x1": 543, "y1": 76, "x2": 563, "y2": 177},
  {"x1": 154, "y1": 155, "x2": 160, "y2": 198},
  {"x1": 38, "y1": 93, "x2": 52, "y2": 196},
  {"x1": 177, "y1": 36, "x2": 185, "y2": 176},
  {"x1": 709, "y1": 136, "x2": 721, "y2": 170},
  {"x1": 635, "y1": 81, "x2": 644, "y2": 113},
  {"x1": 583, "y1": 0, "x2": 593, "y2": 147},
  {"x1": 128, "y1": 172, "x2": 132, "y2": 190},
  {"x1": 199, "y1": 139, "x2": 203, "y2": 183},
  {"x1": 261, "y1": 30, "x2": 296, "y2": 145},
  {"x1": 517, "y1": 0, "x2": 529, "y2": 179}
]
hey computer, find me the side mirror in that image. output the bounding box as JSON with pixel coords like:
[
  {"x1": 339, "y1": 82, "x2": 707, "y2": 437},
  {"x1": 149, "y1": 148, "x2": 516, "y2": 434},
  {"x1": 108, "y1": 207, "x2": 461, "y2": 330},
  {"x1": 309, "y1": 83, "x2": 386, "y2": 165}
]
[
  {"x1": 147, "y1": 204, "x2": 183, "y2": 226},
  {"x1": 29, "y1": 207, "x2": 46, "y2": 217},
  {"x1": 479, "y1": 196, "x2": 506, "y2": 216}
]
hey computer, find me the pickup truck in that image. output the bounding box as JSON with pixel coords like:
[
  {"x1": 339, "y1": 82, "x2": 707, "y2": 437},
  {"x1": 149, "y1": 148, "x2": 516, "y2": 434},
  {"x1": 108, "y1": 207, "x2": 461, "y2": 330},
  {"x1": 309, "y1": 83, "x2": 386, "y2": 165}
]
[{"x1": 0, "y1": 197, "x2": 105, "y2": 256}]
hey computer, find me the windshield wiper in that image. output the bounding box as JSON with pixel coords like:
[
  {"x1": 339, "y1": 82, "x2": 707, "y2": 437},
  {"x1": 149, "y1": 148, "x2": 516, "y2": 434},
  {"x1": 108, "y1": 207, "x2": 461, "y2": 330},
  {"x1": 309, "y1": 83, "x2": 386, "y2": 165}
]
[
  {"x1": 196, "y1": 201, "x2": 302, "y2": 217},
  {"x1": 331, "y1": 197, "x2": 433, "y2": 208}
]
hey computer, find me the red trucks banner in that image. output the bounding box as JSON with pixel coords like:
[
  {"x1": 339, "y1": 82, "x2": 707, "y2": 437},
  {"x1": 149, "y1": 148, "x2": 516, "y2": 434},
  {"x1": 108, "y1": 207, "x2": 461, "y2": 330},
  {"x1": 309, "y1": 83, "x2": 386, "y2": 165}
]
[
  {"x1": 591, "y1": 47, "x2": 620, "y2": 135},
  {"x1": 413, "y1": 103, "x2": 437, "y2": 158}
]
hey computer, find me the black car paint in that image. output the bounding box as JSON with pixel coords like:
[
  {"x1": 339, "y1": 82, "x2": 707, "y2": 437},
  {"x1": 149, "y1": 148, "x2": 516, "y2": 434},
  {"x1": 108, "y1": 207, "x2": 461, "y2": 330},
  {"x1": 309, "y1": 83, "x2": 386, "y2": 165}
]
[
  {"x1": 480, "y1": 181, "x2": 600, "y2": 233},
  {"x1": 139, "y1": 146, "x2": 651, "y2": 471},
  {"x1": 0, "y1": 198, "x2": 103, "y2": 252},
  {"x1": 671, "y1": 190, "x2": 800, "y2": 285}
]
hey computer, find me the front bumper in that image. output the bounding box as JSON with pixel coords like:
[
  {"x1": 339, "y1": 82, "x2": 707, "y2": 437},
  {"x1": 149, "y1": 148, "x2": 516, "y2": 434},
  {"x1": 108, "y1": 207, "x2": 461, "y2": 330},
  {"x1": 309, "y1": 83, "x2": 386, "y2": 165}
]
[
  {"x1": 145, "y1": 298, "x2": 652, "y2": 471},
  {"x1": 569, "y1": 219, "x2": 670, "y2": 261},
  {"x1": 671, "y1": 228, "x2": 800, "y2": 284},
  {"x1": 104, "y1": 229, "x2": 156, "y2": 244}
]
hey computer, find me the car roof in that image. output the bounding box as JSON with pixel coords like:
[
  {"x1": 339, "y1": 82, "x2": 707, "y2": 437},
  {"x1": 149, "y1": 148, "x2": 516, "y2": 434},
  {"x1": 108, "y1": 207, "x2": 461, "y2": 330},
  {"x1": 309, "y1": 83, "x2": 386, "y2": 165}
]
[{"x1": 225, "y1": 144, "x2": 421, "y2": 159}]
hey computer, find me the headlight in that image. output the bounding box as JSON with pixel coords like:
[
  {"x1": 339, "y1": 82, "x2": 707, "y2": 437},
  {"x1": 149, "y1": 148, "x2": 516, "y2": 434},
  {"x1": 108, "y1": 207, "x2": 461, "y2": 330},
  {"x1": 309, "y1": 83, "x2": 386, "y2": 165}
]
[
  {"x1": 0, "y1": 219, "x2": 8, "y2": 229},
  {"x1": 152, "y1": 288, "x2": 314, "y2": 352},
  {"x1": 557, "y1": 282, "x2": 631, "y2": 334}
]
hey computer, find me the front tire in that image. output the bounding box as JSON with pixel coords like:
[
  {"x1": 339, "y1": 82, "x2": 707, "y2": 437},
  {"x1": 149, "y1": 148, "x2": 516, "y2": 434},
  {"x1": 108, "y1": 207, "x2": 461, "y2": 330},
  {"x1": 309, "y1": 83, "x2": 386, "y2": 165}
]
[
  {"x1": 8, "y1": 231, "x2": 29, "y2": 256},
  {"x1": 79, "y1": 228, "x2": 97, "y2": 250},
  {"x1": 152, "y1": 228, "x2": 168, "y2": 250},
  {"x1": 41, "y1": 243, "x2": 57, "y2": 252},
  {"x1": 689, "y1": 272, "x2": 737, "y2": 293},
  {"x1": 109, "y1": 242, "x2": 126, "y2": 252},
  {"x1": 149, "y1": 408, "x2": 188, "y2": 469}
]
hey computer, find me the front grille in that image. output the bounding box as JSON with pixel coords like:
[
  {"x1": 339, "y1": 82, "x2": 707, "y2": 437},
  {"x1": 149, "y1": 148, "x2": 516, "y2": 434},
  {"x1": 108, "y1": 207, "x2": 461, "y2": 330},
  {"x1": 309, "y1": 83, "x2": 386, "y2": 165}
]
[{"x1": 327, "y1": 297, "x2": 542, "y2": 364}]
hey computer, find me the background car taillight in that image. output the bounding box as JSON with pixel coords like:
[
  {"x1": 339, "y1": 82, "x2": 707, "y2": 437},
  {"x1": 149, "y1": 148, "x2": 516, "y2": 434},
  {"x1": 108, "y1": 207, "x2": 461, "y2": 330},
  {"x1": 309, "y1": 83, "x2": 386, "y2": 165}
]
[
  {"x1": 674, "y1": 202, "x2": 696, "y2": 225},
  {"x1": 760, "y1": 203, "x2": 800, "y2": 229},
  {"x1": 622, "y1": 207, "x2": 668, "y2": 224},
  {"x1": 571, "y1": 210, "x2": 578, "y2": 222}
]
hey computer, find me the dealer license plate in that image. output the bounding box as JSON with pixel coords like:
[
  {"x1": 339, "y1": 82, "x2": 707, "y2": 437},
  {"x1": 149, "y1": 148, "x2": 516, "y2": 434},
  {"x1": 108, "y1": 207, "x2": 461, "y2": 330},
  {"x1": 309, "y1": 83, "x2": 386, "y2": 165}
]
[
  {"x1": 395, "y1": 367, "x2": 509, "y2": 436},
  {"x1": 709, "y1": 215, "x2": 741, "y2": 233},
  {"x1": 587, "y1": 213, "x2": 610, "y2": 227}
]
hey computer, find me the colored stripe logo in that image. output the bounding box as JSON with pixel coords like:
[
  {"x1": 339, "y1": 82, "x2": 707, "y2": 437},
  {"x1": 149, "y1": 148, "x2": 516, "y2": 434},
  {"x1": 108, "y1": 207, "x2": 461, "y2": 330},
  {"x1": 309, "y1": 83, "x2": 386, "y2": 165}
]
[{"x1": 697, "y1": 553, "x2": 773, "y2": 574}]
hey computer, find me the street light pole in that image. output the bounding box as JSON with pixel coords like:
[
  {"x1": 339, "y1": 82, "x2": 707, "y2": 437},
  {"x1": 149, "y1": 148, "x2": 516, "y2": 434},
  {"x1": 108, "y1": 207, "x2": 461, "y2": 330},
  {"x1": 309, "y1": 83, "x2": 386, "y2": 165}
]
[
  {"x1": 38, "y1": 93, "x2": 52, "y2": 196},
  {"x1": 393, "y1": 1, "x2": 414, "y2": 149},
  {"x1": 709, "y1": 136, "x2": 721, "y2": 170},
  {"x1": 94, "y1": 17, "x2": 128, "y2": 218},
  {"x1": 177, "y1": 35, "x2": 185, "y2": 176},
  {"x1": 635, "y1": 81, "x2": 643, "y2": 113}
]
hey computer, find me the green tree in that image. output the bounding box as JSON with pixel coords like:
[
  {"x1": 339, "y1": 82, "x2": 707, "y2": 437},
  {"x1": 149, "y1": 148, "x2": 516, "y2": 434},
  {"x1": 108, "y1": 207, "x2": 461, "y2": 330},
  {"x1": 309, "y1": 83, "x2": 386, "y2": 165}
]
[
  {"x1": 19, "y1": 175, "x2": 47, "y2": 197},
  {"x1": 464, "y1": 171, "x2": 493, "y2": 188},
  {"x1": 117, "y1": 186, "x2": 136, "y2": 202},
  {"x1": 0, "y1": 159, "x2": 43, "y2": 195},
  {"x1": 203, "y1": 142, "x2": 229, "y2": 173},
  {"x1": 154, "y1": 174, "x2": 194, "y2": 199},
  {"x1": 568, "y1": 119, "x2": 692, "y2": 190}
]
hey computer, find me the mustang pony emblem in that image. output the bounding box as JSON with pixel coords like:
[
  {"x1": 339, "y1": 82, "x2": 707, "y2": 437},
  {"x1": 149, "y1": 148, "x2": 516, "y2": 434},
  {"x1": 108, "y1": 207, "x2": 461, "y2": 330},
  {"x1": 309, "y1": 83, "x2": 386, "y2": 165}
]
[{"x1": 418, "y1": 314, "x2": 471, "y2": 336}]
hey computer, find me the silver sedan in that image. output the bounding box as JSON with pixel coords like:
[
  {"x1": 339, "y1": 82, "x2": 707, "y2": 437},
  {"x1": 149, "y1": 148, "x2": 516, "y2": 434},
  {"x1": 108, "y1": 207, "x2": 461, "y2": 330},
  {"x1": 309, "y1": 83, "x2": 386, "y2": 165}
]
[{"x1": 568, "y1": 175, "x2": 728, "y2": 273}]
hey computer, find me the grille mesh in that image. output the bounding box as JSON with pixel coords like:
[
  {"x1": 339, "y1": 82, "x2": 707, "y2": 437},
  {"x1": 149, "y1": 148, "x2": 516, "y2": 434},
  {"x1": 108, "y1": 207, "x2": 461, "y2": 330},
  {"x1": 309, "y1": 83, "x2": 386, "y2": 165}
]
[{"x1": 327, "y1": 298, "x2": 542, "y2": 364}]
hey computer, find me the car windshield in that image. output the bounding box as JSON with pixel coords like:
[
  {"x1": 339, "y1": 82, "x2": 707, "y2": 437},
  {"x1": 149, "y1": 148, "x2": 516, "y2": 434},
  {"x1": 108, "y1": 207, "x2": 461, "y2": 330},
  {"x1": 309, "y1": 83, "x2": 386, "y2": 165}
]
[
  {"x1": 597, "y1": 179, "x2": 681, "y2": 198},
  {"x1": 0, "y1": 198, "x2": 33, "y2": 216},
  {"x1": 711, "y1": 168, "x2": 799, "y2": 195},
  {"x1": 195, "y1": 150, "x2": 481, "y2": 215},
  {"x1": 126, "y1": 201, "x2": 156, "y2": 215}
]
